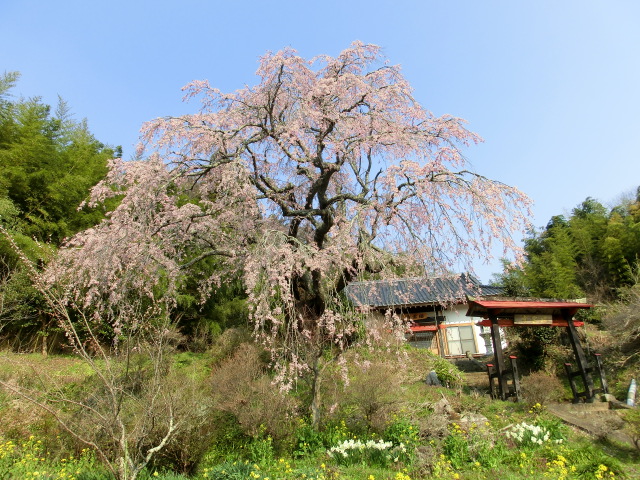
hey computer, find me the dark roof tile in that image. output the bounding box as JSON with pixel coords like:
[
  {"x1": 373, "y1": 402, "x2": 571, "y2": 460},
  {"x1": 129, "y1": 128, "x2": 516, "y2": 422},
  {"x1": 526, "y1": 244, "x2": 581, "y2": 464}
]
[{"x1": 344, "y1": 274, "x2": 503, "y2": 308}]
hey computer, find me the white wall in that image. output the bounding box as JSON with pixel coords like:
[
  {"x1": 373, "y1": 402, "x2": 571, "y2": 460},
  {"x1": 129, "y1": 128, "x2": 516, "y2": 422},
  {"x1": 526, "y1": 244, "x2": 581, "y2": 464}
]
[
  {"x1": 441, "y1": 304, "x2": 487, "y2": 355},
  {"x1": 365, "y1": 303, "x2": 504, "y2": 356}
]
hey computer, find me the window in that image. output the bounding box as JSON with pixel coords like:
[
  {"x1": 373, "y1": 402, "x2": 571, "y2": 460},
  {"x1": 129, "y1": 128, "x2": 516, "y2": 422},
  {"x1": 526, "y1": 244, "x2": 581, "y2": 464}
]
[
  {"x1": 446, "y1": 326, "x2": 476, "y2": 356},
  {"x1": 407, "y1": 331, "x2": 435, "y2": 349}
]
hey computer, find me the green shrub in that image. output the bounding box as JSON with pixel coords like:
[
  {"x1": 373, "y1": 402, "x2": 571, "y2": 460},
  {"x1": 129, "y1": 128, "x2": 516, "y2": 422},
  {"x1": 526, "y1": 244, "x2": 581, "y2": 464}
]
[
  {"x1": 201, "y1": 460, "x2": 255, "y2": 480},
  {"x1": 443, "y1": 429, "x2": 470, "y2": 469},
  {"x1": 198, "y1": 411, "x2": 250, "y2": 466},
  {"x1": 431, "y1": 357, "x2": 462, "y2": 388},
  {"x1": 292, "y1": 419, "x2": 325, "y2": 457},
  {"x1": 246, "y1": 428, "x2": 275, "y2": 465},
  {"x1": 320, "y1": 419, "x2": 352, "y2": 450},
  {"x1": 384, "y1": 417, "x2": 421, "y2": 463}
]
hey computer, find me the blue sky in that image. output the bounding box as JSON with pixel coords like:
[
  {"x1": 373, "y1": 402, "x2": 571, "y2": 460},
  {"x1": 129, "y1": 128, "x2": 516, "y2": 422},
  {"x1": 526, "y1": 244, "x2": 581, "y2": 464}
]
[{"x1": 2, "y1": 0, "x2": 639, "y2": 281}]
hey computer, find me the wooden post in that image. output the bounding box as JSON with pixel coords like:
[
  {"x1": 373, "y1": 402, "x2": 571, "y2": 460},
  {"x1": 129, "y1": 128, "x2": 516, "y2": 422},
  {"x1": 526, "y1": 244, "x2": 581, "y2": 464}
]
[
  {"x1": 564, "y1": 363, "x2": 580, "y2": 403},
  {"x1": 594, "y1": 353, "x2": 608, "y2": 395},
  {"x1": 486, "y1": 363, "x2": 497, "y2": 399},
  {"x1": 510, "y1": 355, "x2": 521, "y2": 402},
  {"x1": 435, "y1": 308, "x2": 446, "y2": 358},
  {"x1": 489, "y1": 315, "x2": 508, "y2": 400},
  {"x1": 564, "y1": 311, "x2": 595, "y2": 401}
]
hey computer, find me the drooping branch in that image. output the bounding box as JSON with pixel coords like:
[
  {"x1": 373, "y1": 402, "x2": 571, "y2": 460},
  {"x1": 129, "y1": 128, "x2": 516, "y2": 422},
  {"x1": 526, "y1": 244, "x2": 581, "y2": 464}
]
[{"x1": 51, "y1": 42, "x2": 532, "y2": 401}]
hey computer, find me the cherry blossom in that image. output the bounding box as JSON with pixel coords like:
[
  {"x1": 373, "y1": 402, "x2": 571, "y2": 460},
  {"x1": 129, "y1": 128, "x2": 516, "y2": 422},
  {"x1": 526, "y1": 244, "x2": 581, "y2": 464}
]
[{"x1": 50, "y1": 42, "x2": 531, "y2": 419}]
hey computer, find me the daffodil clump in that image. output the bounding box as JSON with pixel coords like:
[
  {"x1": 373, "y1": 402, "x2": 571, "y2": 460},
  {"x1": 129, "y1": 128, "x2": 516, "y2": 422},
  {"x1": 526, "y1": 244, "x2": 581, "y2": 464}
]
[
  {"x1": 327, "y1": 438, "x2": 407, "y2": 467},
  {"x1": 431, "y1": 453, "x2": 457, "y2": 478},
  {"x1": 505, "y1": 421, "x2": 564, "y2": 447}
]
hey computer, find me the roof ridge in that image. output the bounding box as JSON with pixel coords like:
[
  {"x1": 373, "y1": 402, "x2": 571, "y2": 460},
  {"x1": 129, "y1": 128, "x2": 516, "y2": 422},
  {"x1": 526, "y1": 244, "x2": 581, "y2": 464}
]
[{"x1": 346, "y1": 273, "x2": 472, "y2": 286}]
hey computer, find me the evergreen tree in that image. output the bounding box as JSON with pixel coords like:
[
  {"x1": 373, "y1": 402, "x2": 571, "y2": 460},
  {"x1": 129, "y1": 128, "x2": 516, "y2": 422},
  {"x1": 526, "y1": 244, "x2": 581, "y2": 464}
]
[
  {"x1": 500, "y1": 194, "x2": 640, "y2": 302},
  {"x1": 524, "y1": 216, "x2": 583, "y2": 299},
  {"x1": 0, "y1": 72, "x2": 115, "y2": 352},
  {"x1": 0, "y1": 73, "x2": 113, "y2": 244}
]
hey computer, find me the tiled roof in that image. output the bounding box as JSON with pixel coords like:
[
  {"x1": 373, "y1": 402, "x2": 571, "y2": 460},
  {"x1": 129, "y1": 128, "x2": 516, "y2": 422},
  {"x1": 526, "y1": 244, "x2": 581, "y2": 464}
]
[{"x1": 344, "y1": 274, "x2": 503, "y2": 308}]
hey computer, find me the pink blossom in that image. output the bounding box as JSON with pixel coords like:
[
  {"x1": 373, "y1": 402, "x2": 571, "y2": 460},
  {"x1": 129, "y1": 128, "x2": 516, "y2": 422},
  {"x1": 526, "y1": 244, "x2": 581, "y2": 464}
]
[{"x1": 50, "y1": 42, "x2": 531, "y2": 389}]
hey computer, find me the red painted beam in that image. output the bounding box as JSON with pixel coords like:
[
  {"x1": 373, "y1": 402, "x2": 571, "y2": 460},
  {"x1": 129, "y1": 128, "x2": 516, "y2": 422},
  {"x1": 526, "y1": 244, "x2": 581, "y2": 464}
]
[
  {"x1": 470, "y1": 300, "x2": 592, "y2": 309},
  {"x1": 409, "y1": 325, "x2": 438, "y2": 332},
  {"x1": 476, "y1": 318, "x2": 585, "y2": 328}
]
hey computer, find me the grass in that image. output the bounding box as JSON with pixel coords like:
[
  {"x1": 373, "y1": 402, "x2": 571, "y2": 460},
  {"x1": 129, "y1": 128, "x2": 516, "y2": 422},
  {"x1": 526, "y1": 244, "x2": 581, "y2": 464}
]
[{"x1": 0, "y1": 347, "x2": 638, "y2": 480}]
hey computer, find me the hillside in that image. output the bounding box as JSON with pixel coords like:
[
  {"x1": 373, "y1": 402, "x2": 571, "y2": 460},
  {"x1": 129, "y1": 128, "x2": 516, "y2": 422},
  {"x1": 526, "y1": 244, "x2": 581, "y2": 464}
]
[{"x1": 1, "y1": 339, "x2": 638, "y2": 480}]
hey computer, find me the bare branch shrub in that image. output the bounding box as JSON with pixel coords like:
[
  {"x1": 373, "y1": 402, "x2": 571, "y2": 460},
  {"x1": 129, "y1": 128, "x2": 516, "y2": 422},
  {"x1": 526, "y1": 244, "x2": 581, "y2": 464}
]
[
  {"x1": 321, "y1": 355, "x2": 406, "y2": 434},
  {"x1": 520, "y1": 371, "x2": 566, "y2": 405},
  {"x1": 209, "y1": 343, "x2": 299, "y2": 445},
  {"x1": 141, "y1": 369, "x2": 217, "y2": 475},
  {"x1": 208, "y1": 327, "x2": 253, "y2": 365},
  {"x1": 605, "y1": 280, "x2": 640, "y2": 364},
  {"x1": 0, "y1": 321, "x2": 186, "y2": 480},
  {"x1": 0, "y1": 225, "x2": 200, "y2": 480}
]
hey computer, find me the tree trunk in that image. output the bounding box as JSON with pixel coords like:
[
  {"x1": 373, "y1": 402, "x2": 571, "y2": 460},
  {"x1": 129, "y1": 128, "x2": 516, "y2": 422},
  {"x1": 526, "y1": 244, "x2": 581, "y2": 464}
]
[{"x1": 40, "y1": 314, "x2": 48, "y2": 357}]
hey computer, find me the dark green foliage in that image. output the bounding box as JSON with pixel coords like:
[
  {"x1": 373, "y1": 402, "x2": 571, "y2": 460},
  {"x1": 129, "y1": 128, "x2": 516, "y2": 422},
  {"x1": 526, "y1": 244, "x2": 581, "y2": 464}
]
[
  {"x1": 0, "y1": 73, "x2": 115, "y2": 244},
  {"x1": 172, "y1": 259, "x2": 249, "y2": 350},
  {"x1": 493, "y1": 191, "x2": 640, "y2": 371},
  {"x1": 194, "y1": 411, "x2": 251, "y2": 467},
  {"x1": 203, "y1": 461, "x2": 255, "y2": 480},
  {"x1": 525, "y1": 217, "x2": 583, "y2": 299},
  {"x1": 512, "y1": 327, "x2": 562, "y2": 371},
  {"x1": 0, "y1": 72, "x2": 117, "y2": 351},
  {"x1": 491, "y1": 258, "x2": 529, "y2": 296},
  {"x1": 496, "y1": 193, "x2": 640, "y2": 303},
  {"x1": 291, "y1": 419, "x2": 324, "y2": 457}
]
